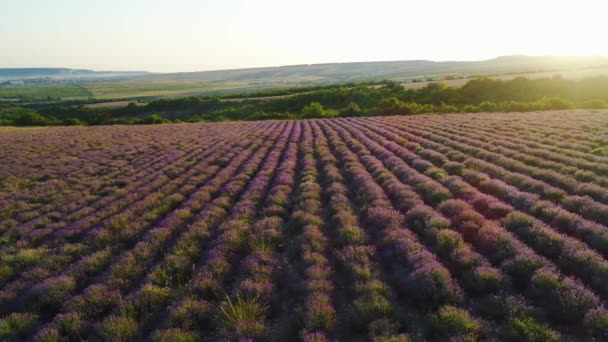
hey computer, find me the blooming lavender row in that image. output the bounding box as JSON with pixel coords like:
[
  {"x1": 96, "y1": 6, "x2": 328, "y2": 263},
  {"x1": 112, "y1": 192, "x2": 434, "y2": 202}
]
[
  {"x1": 324, "y1": 119, "x2": 561, "y2": 339},
  {"x1": 282, "y1": 121, "x2": 338, "y2": 341},
  {"x1": 348, "y1": 117, "x2": 608, "y2": 298},
  {"x1": 86, "y1": 121, "x2": 293, "y2": 341},
  {"x1": 435, "y1": 121, "x2": 608, "y2": 187},
  {"x1": 429, "y1": 117, "x2": 608, "y2": 179},
  {"x1": 0, "y1": 123, "x2": 242, "y2": 226},
  {"x1": 425, "y1": 111, "x2": 608, "y2": 163},
  {"x1": 0, "y1": 123, "x2": 244, "y2": 252},
  {"x1": 311, "y1": 120, "x2": 411, "y2": 340},
  {"x1": 1, "y1": 111, "x2": 607, "y2": 341},
  {"x1": 0, "y1": 123, "x2": 265, "y2": 308},
  {"x1": 1, "y1": 123, "x2": 278, "y2": 338},
  {"x1": 144, "y1": 122, "x2": 293, "y2": 340},
  {"x1": 469, "y1": 111, "x2": 604, "y2": 149},
  {"x1": 503, "y1": 112, "x2": 608, "y2": 151},
  {"x1": 409, "y1": 118, "x2": 608, "y2": 203},
  {"x1": 366, "y1": 117, "x2": 608, "y2": 256},
  {"x1": 383, "y1": 117, "x2": 608, "y2": 207},
  {"x1": 32, "y1": 122, "x2": 290, "y2": 340},
  {"x1": 420, "y1": 120, "x2": 608, "y2": 222},
  {"x1": 350, "y1": 115, "x2": 606, "y2": 336},
  {"x1": 316, "y1": 120, "x2": 481, "y2": 340},
  {"x1": 199, "y1": 121, "x2": 302, "y2": 340}
]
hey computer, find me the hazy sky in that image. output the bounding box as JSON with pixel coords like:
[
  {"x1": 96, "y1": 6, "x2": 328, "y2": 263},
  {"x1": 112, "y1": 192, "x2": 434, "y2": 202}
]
[{"x1": 1, "y1": 0, "x2": 606, "y2": 72}]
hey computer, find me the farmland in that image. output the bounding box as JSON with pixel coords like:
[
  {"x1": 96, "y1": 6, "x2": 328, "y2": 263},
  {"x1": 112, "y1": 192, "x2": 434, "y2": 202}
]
[
  {"x1": 1, "y1": 110, "x2": 608, "y2": 341},
  {"x1": 3, "y1": 56, "x2": 608, "y2": 101},
  {"x1": 0, "y1": 85, "x2": 93, "y2": 101},
  {"x1": 6, "y1": 75, "x2": 608, "y2": 127}
]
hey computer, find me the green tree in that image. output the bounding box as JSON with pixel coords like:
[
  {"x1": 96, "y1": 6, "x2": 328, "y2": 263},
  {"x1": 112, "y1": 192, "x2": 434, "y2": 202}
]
[
  {"x1": 340, "y1": 102, "x2": 362, "y2": 117},
  {"x1": 142, "y1": 114, "x2": 171, "y2": 125},
  {"x1": 301, "y1": 102, "x2": 326, "y2": 118},
  {"x1": 13, "y1": 112, "x2": 53, "y2": 126},
  {"x1": 63, "y1": 118, "x2": 85, "y2": 126}
]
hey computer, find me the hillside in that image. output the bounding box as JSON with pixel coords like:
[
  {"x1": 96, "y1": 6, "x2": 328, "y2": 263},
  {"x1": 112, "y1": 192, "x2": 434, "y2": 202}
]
[
  {"x1": 0, "y1": 68, "x2": 149, "y2": 82},
  {"x1": 132, "y1": 55, "x2": 608, "y2": 83},
  {"x1": 3, "y1": 56, "x2": 608, "y2": 100}
]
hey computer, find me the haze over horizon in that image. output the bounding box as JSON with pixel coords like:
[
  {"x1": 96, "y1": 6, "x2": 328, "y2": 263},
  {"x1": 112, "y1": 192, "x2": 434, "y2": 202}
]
[{"x1": 1, "y1": 0, "x2": 607, "y2": 73}]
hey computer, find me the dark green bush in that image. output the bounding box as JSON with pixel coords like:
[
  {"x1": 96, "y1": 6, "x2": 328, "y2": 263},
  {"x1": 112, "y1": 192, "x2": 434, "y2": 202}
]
[{"x1": 431, "y1": 306, "x2": 480, "y2": 340}]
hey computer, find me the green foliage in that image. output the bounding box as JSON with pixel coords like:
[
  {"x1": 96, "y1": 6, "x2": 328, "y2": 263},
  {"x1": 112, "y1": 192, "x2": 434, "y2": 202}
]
[
  {"x1": 340, "y1": 102, "x2": 363, "y2": 117},
  {"x1": 4, "y1": 75, "x2": 608, "y2": 126},
  {"x1": 378, "y1": 98, "x2": 420, "y2": 115},
  {"x1": 301, "y1": 101, "x2": 338, "y2": 118},
  {"x1": 62, "y1": 117, "x2": 85, "y2": 126},
  {"x1": 350, "y1": 293, "x2": 393, "y2": 325},
  {"x1": 0, "y1": 312, "x2": 39, "y2": 340},
  {"x1": 10, "y1": 248, "x2": 47, "y2": 267},
  {"x1": 151, "y1": 328, "x2": 199, "y2": 342},
  {"x1": 581, "y1": 99, "x2": 607, "y2": 109},
  {"x1": 9, "y1": 110, "x2": 58, "y2": 126},
  {"x1": 26, "y1": 276, "x2": 77, "y2": 312},
  {"x1": 54, "y1": 313, "x2": 84, "y2": 338},
  {"x1": 431, "y1": 306, "x2": 480, "y2": 340},
  {"x1": 372, "y1": 335, "x2": 410, "y2": 342},
  {"x1": 585, "y1": 308, "x2": 608, "y2": 339},
  {"x1": 0, "y1": 85, "x2": 92, "y2": 100},
  {"x1": 478, "y1": 101, "x2": 498, "y2": 112},
  {"x1": 216, "y1": 295, "x2": 268, "y2": 338},
  {"x1": 36, "y1": 327, "x2": 62, "y2": 342},
  {"x1": 141, "y1": 114, "x2": 171, "y2": 125},
  {"x1": 500, "y1": 317, "x2": 559, "y2": 342},
  {"x1": 98, "y1": 315, "x2": 138, "y2": 342},
  {"x1": 168, "y1": 298, "x2": 211, "y2": 330}
]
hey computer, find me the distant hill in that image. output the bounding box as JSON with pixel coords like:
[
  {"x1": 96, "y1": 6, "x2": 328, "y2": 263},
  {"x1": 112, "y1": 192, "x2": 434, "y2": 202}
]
[
  {"x1": 131, "y1": 55, "x2": 608, "y2": 84},
  {"x1": 3, "y1": 56, "x2": 608, "y2": 100},
  {"x1": 0, "y1": 68, "x2": 149, "y2": 82},
  {"x1": 4, "y1": 56, "x2": 608, "y2": 84}
]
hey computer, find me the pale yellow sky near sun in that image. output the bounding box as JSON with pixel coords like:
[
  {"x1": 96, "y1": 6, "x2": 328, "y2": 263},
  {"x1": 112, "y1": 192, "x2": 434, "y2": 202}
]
[{"x1": 0, "y1": 0, "x2": 606, "y2": 72}]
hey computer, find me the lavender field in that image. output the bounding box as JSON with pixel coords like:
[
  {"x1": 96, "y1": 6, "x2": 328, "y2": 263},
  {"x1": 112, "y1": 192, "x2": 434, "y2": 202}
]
[{"x1": 1, "y1": 110, "x2": 608, "y2": 341}]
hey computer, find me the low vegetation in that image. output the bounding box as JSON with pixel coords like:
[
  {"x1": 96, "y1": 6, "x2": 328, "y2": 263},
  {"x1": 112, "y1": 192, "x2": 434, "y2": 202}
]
[{"x1": 2, "y1": 76, "x2": 608, "y2": 126}]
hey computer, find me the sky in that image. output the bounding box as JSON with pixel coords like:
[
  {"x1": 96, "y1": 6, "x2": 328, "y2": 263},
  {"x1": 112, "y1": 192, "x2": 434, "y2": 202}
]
[{"x1": 0, "y1": 0, "x2": 606, "y2": 72}]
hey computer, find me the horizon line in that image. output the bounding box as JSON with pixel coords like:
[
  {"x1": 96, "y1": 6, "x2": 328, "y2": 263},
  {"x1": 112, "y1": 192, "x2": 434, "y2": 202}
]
[{"x1": 2, "y1": 54, "x2": 608, "y2": 75}]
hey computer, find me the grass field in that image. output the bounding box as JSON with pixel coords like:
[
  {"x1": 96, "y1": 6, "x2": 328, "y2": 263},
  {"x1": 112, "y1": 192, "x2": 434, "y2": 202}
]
[
  {"x1": 400, "y1": 67, "x2": 608, "y2": 89},
  {"x1": 87, "y1": 66, "x2": 608, "y2": 101},
  {"x1": 83, "y1": 81, "x2": 230, "y2": 99},
  {"x1": 0, "y1": 126, "x2": 48, "y2": 132},
  {"x1": 5, "y1": 66, "x2": 608, "y2": 102},
  {"x1": 0, "y1": 85, "x2": 93, "y2": 100},
  {"x1": 82, "y1": 101, "x2": 147, "y2": 109},
  {"x1": 83, "y1": 78, "x2": 318, "y2": 99},
  {"x1": 1, "y1": 110, "x2": 607, "y2": 340}
]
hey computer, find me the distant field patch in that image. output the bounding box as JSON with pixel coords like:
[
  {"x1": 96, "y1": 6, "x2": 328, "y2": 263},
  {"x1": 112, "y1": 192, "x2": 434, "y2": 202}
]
[
  {"x1": 84, "y1": 78, "x2": 324, "y2": 99},
  {"x1": 0, "y1": 85, "x2": 93, "y2": 100},
  {"x1": 0, "y1": 126, "x2": 50, "y2": 133},
  {"x1": 83, "y1": 81, "x2": 243, "y2": 99},
  {"x1": 401, "y1": 67, "x2": 608, "y2": 89},
  {"x1": 82, "y1": 101, "x2": 147, "y2": 109}
]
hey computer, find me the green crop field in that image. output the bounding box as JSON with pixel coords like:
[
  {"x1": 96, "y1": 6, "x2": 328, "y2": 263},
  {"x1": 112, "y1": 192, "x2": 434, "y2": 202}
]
[{"x1": 0, "y1": 85, "x2": 93, "y2": 100}]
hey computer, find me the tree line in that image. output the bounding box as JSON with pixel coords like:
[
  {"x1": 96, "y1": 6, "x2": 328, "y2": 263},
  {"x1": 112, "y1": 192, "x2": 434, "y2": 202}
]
[{"x1": 2, "y1": 75, "x2": 608, "y2": 126}]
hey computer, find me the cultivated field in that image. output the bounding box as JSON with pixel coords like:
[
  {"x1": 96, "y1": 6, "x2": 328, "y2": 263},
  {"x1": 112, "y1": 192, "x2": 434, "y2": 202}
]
[
  {"x1": 82, "y1": 101, "x2": 147, "y2": 109},
  {"x1": 1, "y1": 110, "x2": 608, "y2": 341},
  {"x1": 0, "y1": 85, "x2": 93, "y2": 100},
  {"x1": 5, "y1": 64, "x2": 608, "y2": 101},
  {"x1": 400, "y1": 67, "x2": 608, "y2": 89}
]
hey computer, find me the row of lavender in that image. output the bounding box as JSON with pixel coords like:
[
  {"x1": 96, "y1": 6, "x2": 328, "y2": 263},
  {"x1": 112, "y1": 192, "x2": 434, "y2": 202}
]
[{"x1": 1, "y1": 111, "x2": 607, "y2": 340}]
